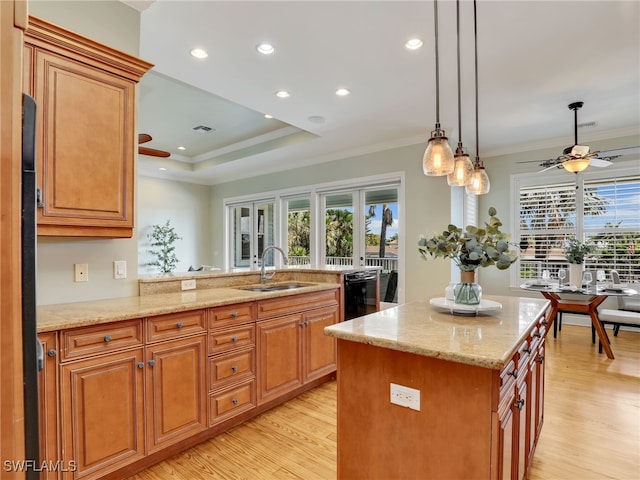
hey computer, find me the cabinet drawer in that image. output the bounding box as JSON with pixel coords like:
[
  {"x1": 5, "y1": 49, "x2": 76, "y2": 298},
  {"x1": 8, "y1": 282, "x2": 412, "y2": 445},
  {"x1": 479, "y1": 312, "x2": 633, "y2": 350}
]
[
  {"x1": 208, "y1": 347, "x2": 255, "y2": 390},
  {"x1": 499, "y1": 359, "x2": 516, "y2": 401},
  {"x1": 147, "y1": 309, "x2": 206, "y2": 342},
  {"x1": 208, "y1": 380, "x2": 256, "y2": 426},
  {"x1": 208, "y1": 324, "x2": 255, "y2": 355},
  {"x1": 61, "y1": 319, "x2": 143, "y2": 361},
  {"x1": 257, "y1": 289, "x2": 339, "y2": 320},
  {"x1": 209, "y1": 303, "x2": 254, "y2": 329}
]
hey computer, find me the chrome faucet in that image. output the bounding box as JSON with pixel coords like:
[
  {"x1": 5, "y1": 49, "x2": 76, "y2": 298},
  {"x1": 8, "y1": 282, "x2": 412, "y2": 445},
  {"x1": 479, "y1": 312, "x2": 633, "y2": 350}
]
[{"x1": 260, "y1": 245, "x2": 288, "y2": 284}]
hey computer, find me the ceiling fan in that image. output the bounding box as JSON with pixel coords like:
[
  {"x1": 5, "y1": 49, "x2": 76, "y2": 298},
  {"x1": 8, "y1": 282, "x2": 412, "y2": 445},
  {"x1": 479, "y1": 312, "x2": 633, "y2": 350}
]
[
  {"x1": 138, "y1": 133, "x2": 170, "y2": 158},
  {"x1": 526, "y1": 101, "x2": 638, "y2": 174}
]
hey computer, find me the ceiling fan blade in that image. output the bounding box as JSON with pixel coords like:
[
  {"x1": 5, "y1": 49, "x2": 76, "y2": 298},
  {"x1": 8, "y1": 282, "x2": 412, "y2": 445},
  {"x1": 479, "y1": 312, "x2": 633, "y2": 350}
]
[
  {"x1": 597, "y1": 146, "x2": 640, "y2": 157},
  {"x1": 139, "y1": 146, "x2": 171, "y2": 158},
  {"x1": 537, "y1": 164, "x2": 561, "y2": 173},
  {"x1": 138, "y1": 133, "x2": 152, "y2": 145},
  {"x1": 590, "y1": 158, "x2": 612, "y2": 167}
]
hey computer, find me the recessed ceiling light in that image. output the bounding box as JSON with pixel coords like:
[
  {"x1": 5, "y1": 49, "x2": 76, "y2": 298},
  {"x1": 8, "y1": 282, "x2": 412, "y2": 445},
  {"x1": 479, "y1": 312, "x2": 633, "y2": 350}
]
[
  {"x1": 177, "y1": 146, "x2": 186, "y2": 151},
  {"x1": 190, "y1": 48, "x2": 208, "y2": 59},
  {"x1": 275, "y1": 90, "x2": 290, "y2": 98},
  {"x1": 256, "y1": 43, "x2": 275, "y2": 55},
  {"x1": 264, "y1": 114, "x2": 273, "y2": 119},
  {"x1": 159, "y1": 167, "x2": 167, "y2": 171},
  {"x1": 308, "y1": 115, "x2": 326, "y2": 124},
  {"x1": 405, "y1": 38, "x2": 423, "y2": 50},
  {"x1": 336, "y1": 88, "x2": 350, "y2": 97}
]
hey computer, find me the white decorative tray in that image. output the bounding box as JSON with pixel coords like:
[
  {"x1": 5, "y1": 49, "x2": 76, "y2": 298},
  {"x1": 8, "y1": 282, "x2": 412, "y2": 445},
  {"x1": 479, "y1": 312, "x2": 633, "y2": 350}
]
[{"x1": 430, "y1": 297, "x2": 503, "y2": 316}]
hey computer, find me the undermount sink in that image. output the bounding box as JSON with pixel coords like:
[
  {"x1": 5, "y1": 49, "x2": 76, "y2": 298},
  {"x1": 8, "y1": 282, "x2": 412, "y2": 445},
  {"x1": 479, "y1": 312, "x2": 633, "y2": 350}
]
[{"x1": 237, "y1": 282, "x2": 315, "y2": 293}]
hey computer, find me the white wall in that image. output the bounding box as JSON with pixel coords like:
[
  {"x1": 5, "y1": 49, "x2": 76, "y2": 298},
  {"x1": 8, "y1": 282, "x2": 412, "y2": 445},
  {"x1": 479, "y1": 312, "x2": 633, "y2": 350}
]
[{"x1": 137, "y1": 176, "x2": 212, "y2": 274}]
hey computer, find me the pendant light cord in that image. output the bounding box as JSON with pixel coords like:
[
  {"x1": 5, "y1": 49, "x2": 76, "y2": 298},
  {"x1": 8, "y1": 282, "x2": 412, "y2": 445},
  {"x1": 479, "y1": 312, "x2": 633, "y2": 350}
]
[
  {"x1": 456, "y1": 0, "x2": 462, "y2": 148},
  {"x1": 434, "y1": 0, "x2": 441, "y2": 127},
  {"x1": 474, "y1": 0, "x2": 480, "y2": 166}
]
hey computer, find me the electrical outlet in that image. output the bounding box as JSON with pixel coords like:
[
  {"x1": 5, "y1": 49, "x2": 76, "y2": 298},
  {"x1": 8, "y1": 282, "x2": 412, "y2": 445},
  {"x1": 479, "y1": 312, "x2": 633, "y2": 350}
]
[
  {"x1": 113, "y1": 260, "x2": 127, "y2": 279},
  {"x1": 181, "y1": 279, "x2": 196, "y2": 290},
  {"x1": 74, "y1": 263, "x2": 88, "y2": 282},
  {"x1": 390, "y1": 383, "x2": 420, "y2": 411}
]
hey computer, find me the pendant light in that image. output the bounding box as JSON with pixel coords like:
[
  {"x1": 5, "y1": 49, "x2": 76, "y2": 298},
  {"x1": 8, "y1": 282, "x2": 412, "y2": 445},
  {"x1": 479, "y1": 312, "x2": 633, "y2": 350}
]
[
  {"x1": 466, "y1": 0, "x2": 491, "y2": 195},
  {"x1": 447, "y1": 0, "x2": 473, "y2": 187},
  {"x1": 423, "y1": 0, "x2": 455, "y2": 176}
]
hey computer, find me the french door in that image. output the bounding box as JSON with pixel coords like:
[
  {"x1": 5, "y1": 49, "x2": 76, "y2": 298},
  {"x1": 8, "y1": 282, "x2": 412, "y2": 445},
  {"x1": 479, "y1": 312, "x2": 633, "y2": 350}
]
[{"x1": 229, "y1": 201, "x2": 275, "y2": 269}]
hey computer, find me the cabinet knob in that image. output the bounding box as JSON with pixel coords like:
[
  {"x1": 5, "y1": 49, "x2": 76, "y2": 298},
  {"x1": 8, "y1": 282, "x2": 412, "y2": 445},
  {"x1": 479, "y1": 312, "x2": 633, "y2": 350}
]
[
  {"x1": 231, "y1": 336, "x2": 238, "y2": 342},
  {"x1": 507, "y1": 369, "x2": 518, "y2": 378},
  {"x1": 231, "y1": 312, "x2": 238, "y2": 318},
  {"x1": 231, "y1": 365, "x2": 238, "y2": 372},
  {"x1": 232, "y1": 398, "x2": 239, "y2": 405},
  {"x1": 176, "y1": 322, "x2": 184, "y2": 329},
  {"x1": 533, "y1": 332, "x2": 542, "y2": 338},
  {"x1": 541, "y1": 319, "x2": 549, "y2": 326},
  {"x1": 524, "y1": 348, "x2": 532, "y2": 354},
  {"x1": 537, "y1": 355, "x2": 545, "y2": 364},
  {"x1": 514, "y1": 399, "x2": 525, "y2": 410},
  {"x1": 148, "y1": 360, "x2": 156, "y2": 367},
  {"x1": 137, "y1": 362, "x2": 144, "y2": 369},
  {"x1": 47, "y1": 349, "x2": 57, "y2": 357},
  {"x1": 103, "y1": 335, "x2": 112, "y2": 343}
]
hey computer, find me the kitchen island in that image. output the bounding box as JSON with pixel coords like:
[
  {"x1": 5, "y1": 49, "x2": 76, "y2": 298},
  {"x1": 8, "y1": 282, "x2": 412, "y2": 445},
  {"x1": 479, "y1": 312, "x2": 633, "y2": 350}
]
[{"x1": 324, "y1": 295, "x2": 550, "y2": 480}]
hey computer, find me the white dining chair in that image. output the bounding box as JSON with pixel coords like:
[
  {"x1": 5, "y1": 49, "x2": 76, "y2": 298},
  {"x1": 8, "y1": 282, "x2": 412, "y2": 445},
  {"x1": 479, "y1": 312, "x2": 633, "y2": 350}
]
[{"x1": 606, "y1": 270, "x2": 640, "y2": 336}]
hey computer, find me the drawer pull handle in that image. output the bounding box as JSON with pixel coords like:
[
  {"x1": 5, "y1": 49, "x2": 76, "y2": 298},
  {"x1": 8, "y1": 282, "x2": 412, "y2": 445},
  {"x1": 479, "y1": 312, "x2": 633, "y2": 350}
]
[
  {"x1": 231, "y1": 312, "x2": 238, "y2": 318},
  {"x1": 148, "y1": 360, "x2": 156, "y2": 367},
  {"x1": 176, "y1": 322, "x2": 184, "y2": 329},
  {"x1": 231, "y1": 365, "x2": 238, "y2": 372},
  {"x1": 231, "y1": 336, "x2": 238, "y2": 342},
  {"x1": 524, "y1": 348, "x2": 532, "y2": 354},
  {"x1": 507, "y1": 369, "x2": 518, "y2": 378},
  {"x1": 104, "y1": 335, "x2": 112, "y2": 343},
  {"x1": 533, "y1": 332, "x2": 542, "y2": 338},
  {"x1": 232, "y1": 398, "x2": 239, "y2": 405},
  {"x1": 514, "y1": 399, "x2": 525, "y2": 410},
  {"x1": 537, "y1": 355, "x2": 545, "y2": 364},
  {"x1": 541, "y1": 319, "x2": 549, "y2": 326},
  {"x1": 47, "y1": 349, "x2": 57, "y2": 357},
  {"x1": 137, "y1": 362, "x2": 144, "y2": 369}
]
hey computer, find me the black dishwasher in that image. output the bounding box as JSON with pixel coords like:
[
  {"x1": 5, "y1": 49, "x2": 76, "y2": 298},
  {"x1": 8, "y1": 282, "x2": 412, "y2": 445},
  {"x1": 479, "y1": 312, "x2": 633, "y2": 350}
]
[{"x1": 344, "y1": 271, "x2": 379, "y2": 320}]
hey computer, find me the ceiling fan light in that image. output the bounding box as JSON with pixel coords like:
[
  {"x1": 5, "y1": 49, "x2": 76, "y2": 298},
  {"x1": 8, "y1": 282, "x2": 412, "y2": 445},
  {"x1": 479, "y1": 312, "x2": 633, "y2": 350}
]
[
  {"x1": 447, "y1": 153, "x2": 473, "y2": 186},
  {"x1": 423, "y1": 135, "x2": 455, "y2": 176},
  {"x1": 563, "y1": 158, "x2": 591, "y2": 173},
  {"x1": 570, "y1": 145, "x2": 590, "y2": 157},
  {"x1": 465, "y1": 164, "x2": 490, "y2": 195}
]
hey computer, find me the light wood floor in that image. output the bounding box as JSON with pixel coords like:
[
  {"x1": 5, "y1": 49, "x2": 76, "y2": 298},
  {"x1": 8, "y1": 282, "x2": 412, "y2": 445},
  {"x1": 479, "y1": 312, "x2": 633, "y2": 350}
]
[{"x1": 129, "y1": 324, "x2": 640, "y2": 480}]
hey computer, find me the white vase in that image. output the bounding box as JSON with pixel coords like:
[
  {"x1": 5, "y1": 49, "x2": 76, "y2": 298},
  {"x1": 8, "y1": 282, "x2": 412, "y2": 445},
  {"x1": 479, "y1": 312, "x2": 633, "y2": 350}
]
[{"x1": 569, "y1": 263, "x2": 583, "y2": 287}]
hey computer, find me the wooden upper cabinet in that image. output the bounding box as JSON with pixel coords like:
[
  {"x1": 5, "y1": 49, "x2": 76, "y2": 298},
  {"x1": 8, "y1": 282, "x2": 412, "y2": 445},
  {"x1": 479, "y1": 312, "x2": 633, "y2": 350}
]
[{"x1": 24, "y1": 16, "x2": 153, "y2": 237}]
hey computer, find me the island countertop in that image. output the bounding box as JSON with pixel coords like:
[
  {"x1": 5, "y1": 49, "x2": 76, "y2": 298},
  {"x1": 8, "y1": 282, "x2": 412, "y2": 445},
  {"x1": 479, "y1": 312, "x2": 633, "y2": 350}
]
[{"x1": 324, "y1": 295, "x2": 550, "y2": 370}]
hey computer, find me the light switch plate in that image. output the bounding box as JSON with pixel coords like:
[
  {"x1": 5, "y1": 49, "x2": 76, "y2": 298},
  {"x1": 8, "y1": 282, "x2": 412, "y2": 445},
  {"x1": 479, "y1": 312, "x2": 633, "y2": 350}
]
[{"x1": 113, "y1": 260, "x2": 127, "y2": 279}]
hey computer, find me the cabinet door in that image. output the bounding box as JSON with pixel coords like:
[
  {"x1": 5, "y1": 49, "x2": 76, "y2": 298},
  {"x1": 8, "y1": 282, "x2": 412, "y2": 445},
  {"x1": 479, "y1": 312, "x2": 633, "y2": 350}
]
[
  {"x1": 526, "y1": 351, "x2": 538, "y2": 470},
  {"x1": 535, "y1": 342, "x2": 545, "y2": 442},
  {"x1": 32, "y1": 48, "x2": 136, "y2": 237},
  {"x1": 38, "y1": 332, "x2": 59, "y2": 480},
  {"x1": 514, "y1": 381, "x2": 528, "y2": 480},
  {"x1": 303, "y1": 305, "x2": 338, "y2": 382},
  {"x1": 146, "y1": 336, "x2": 206, "y2": 453},
  {"x1": 256, "y1": 314, "x2": 303, "y2": 405},
  {"x1": 60, "y1": 349, "x2": 145, "y2": 479}
]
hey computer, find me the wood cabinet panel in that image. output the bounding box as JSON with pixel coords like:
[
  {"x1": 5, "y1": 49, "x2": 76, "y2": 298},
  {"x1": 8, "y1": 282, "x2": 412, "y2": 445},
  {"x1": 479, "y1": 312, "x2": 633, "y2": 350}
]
[
  {"x1": 256, "y1": 314, "x2": 303, "y2": 404},
  {"x1": 38, "y1": 332, "x2": 59, "y2": 480},
  {"x1": 256, "y1": 289, "x2": 338, "y2": 320},
  {"x1": 303, "y1": 305, "x2": 338, "y2": 382},
  {"x1": 208, "y1": 323, "x2": 255, "y2": 355},
  {"x1": 208, "y1": 346, "x2": 255, "y2": 391},
  {"x1": 60, "y1": 348, "x2": 145, "y2": 479},
  {"x1": 145, "y1": 335, "x2": 206, "y2": 453},
  {"x1": 208, "y1": 302, "x2": 254, "y2": 329},
  {"x1": 60, "y1": 319, "x2": 143, "y2": 361},
  {"x1": 208, "y1": 380, "x2": 256, "y2": 427},
  {"x1": 146, "y1": 309, "x2": 206, "y2": 343},
  {"x1": 24, "y1": 16, "x2": 152, "y2": 237}
]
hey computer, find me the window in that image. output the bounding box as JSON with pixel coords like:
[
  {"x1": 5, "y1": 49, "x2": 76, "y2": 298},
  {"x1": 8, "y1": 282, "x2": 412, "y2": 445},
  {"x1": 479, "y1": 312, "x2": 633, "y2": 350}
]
[{"x1": 513, "y1": 166, "x2": 639, "y2": 284}]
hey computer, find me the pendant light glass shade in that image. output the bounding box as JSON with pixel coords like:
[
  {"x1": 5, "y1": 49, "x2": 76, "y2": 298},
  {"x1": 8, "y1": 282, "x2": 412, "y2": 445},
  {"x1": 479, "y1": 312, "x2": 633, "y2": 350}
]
[
  {"x1": 466, "y1": 163, "x2": 490, "y2": 195},
  {"x1": 447, "y1": 151, "x2": 474, "y2": 186},
  {"x1": 562, "y1": 158, "x2": 590, "y2": 173},
  {"x1": 423, "y1": 134, "x2": 455, "y2": 176}
]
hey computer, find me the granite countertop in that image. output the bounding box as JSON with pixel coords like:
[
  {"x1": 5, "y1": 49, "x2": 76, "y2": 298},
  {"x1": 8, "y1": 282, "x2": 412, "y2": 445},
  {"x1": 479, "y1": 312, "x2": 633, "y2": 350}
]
[
  {"x1": 324, "y1": 295, "x2": 550, "y2": 370},
  {"x1": 37, "y1": 282, "x2": 339, "y2": 333}
]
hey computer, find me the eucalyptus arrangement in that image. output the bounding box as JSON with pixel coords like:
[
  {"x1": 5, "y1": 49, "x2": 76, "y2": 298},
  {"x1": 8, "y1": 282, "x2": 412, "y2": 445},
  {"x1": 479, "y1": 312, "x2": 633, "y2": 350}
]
[
  {"x1": 418, "y1": 207, "x2": 517, "y2": 272},
  {"x1": 563, "y1": 237, "x2": 596, "y2": 264},
  {"x1": 147, "y1": 220, "x2": 182, "y2": 273}
]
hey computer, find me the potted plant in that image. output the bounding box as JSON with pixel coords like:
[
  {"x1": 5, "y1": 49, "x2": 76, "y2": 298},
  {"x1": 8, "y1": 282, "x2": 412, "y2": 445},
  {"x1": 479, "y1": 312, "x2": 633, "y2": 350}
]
[
  {"x1": 418, "y1": 207, "x2": 517, "y2": 305},
  {"x1": 147, "y1": 220, "x2": 182, "y2": 273},
  {"x1": 563, "y1": 237, "x2": 596, "y2": 285}
]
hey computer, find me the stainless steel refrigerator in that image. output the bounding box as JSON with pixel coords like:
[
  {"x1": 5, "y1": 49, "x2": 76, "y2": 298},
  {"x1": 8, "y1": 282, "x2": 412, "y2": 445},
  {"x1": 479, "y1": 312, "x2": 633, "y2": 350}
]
[{"x1": 22, "y1": 92, "x2": 42, "y2": 479}]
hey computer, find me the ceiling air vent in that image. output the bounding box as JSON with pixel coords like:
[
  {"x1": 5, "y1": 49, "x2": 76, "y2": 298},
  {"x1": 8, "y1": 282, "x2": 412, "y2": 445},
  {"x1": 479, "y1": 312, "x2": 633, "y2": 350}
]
[
  {"x1": 577, "y1": 121, "x2": 597, "y2": 129},
  {"x1": 193, "y1": 125, "x2": 214, "y2": 132}
]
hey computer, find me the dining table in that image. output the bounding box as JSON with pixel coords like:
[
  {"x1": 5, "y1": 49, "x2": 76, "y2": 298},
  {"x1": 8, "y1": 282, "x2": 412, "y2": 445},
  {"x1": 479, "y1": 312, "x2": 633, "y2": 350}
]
[{"x1": 520, "y1": 282, "x2": 638, "y2": 359}]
